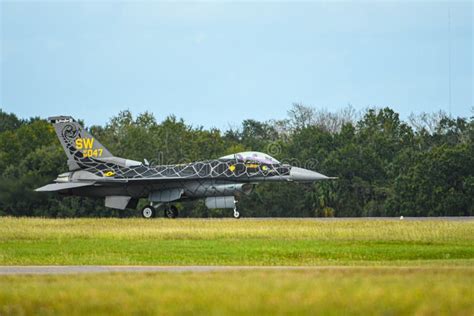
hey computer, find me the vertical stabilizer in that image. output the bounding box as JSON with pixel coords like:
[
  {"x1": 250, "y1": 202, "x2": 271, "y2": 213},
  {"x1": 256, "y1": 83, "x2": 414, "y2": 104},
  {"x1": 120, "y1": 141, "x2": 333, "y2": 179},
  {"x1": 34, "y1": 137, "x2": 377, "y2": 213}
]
[{"x1": 48, "y1": 116, "x2": 114, "y2": 170}]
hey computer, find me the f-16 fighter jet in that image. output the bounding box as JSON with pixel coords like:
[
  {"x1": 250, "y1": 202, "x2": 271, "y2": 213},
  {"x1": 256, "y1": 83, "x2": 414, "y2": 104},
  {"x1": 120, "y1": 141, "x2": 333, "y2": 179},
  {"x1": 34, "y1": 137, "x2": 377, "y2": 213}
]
[{"x1": 36, "y1": 116, "x2": 333, "y2": 218}]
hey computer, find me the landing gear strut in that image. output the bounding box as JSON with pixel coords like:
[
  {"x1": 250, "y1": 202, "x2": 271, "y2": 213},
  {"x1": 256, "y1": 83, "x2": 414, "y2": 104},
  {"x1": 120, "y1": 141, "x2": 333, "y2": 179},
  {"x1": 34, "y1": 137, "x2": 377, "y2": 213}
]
[
  {"x1": 164, "y1": 205, "x2": 179, "y2": 219},
  {"x1": 233, "y1": 200, "x2": 240, "y2": 219}
]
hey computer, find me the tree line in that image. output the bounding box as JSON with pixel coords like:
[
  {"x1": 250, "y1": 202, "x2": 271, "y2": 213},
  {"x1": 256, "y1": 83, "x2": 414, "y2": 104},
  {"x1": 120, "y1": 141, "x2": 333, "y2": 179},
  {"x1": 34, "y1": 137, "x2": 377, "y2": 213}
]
[{"x1": 0, "y1": 105, "x2": 472, "y2": 217}]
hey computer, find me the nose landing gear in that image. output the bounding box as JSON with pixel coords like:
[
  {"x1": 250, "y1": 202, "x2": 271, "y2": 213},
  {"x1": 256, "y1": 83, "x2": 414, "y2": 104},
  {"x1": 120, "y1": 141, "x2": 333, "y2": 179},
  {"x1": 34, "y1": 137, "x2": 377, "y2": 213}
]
[
  {"x1": 233, "y1": 199, "x2": 240, "y2": 219},
  {"x1": 233, "y1": 208, "x2": 240, "y2": 219}
]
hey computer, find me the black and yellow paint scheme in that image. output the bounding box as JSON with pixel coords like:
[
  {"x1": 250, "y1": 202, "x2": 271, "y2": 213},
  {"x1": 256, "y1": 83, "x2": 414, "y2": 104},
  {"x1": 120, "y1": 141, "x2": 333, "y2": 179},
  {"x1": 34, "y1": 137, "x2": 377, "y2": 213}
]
[
  {"x1": 75, "y1": 138, "x2": 103, "y2": 158},
  {"x1": 102, "y1": 170, "x2": 115, "y2": 177},
  {"x1": 38, "y1": 116, "x2": 332, "y2": 219}
]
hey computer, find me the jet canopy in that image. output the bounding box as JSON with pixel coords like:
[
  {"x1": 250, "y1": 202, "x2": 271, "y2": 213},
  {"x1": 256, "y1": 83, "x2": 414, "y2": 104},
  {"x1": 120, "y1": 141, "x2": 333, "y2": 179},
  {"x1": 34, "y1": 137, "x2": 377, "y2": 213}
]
[{"x1": 219, "y1": 151, "x2": 280, "y2": 164}]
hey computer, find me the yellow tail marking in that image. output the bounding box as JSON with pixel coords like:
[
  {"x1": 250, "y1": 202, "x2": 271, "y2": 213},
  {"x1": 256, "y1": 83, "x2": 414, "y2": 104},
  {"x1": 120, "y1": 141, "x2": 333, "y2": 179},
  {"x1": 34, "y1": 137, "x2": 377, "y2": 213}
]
[
  {"x1": 75, "y1": 138, "x2": 95, "y2": 150},
  {"x1": 83, "y1": 138, "x2": 94, "y2": 149}
]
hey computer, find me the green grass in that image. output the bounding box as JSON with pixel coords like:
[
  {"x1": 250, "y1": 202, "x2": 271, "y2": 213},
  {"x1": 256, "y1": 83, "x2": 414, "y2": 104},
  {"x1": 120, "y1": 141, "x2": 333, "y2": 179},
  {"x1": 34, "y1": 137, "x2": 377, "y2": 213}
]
[
  {"x1": 1, "y1": 268, "x2": 473, "y2": 315},
  {"x1": 0, "y1": 218, "x2": 473, "y2": 315},
  {"x1": 0, "y1": 217, "x2": 473, "y2": 265}
]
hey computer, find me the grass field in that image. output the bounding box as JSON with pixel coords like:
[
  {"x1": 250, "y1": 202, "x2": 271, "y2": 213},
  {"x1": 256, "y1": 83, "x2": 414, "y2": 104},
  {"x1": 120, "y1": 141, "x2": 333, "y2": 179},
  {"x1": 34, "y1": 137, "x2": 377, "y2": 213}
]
[
  {"x1": 0, "y1": 217, "x2": 473, "y2": 315},
  {"x1": 0, "y1": 217, "x2": 473, "y2": 265},
  {"x1": 1, "y1": 268, "x2": 473, "y2": 315}
]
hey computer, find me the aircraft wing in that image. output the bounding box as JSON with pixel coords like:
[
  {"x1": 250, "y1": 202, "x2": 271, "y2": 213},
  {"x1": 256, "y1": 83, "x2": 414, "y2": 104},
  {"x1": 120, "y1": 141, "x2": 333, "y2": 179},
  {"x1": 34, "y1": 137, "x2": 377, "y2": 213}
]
[{"x1": 35, "y1": 182, "x2": 96, "y2": 192}]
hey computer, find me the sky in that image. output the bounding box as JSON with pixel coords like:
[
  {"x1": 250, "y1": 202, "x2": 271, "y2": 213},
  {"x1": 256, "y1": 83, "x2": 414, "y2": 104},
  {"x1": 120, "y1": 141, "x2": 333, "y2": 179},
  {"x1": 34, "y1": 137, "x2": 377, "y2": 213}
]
[{"x1": 1, "y1": 1, "x2": 472, "y2": 129}]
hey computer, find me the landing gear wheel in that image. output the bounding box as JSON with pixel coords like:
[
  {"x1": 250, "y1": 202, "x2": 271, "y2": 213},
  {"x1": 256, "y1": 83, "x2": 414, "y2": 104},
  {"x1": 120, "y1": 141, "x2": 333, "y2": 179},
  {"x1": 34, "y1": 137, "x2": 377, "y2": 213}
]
[
  {"x1": 233, "y1": 208, "x2": 241, "y2": 219},
  {"x1": 164, "y1": 205, "x2": 179, "y2": 219},
  {"x1": 142, "y1": 205, "x2": 156, "y2": 219}
]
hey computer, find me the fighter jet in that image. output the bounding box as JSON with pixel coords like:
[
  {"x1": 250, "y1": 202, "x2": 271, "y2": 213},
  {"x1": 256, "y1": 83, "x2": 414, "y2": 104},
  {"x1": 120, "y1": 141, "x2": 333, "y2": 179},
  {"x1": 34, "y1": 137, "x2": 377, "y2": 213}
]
[{"x1": 36, "y1": 116, "x2": 333, "y2": 218}]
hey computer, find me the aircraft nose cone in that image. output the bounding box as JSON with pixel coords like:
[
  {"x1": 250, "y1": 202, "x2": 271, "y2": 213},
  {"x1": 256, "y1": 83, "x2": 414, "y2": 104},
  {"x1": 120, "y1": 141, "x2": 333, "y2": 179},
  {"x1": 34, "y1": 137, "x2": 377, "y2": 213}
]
[{"x1": 290, "y1": 167, "x2": 329, "y2": 182}]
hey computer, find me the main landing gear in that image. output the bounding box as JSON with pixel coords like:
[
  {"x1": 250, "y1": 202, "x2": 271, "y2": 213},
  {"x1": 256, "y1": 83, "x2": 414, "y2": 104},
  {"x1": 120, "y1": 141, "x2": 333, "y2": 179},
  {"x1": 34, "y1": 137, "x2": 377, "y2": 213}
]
[
  {"x1": 141, "y1": 205, "x2": 156, "y2": 219},
  {"x1": 164, "y1": 205, "x2": 179, "y2": 219},
  {"x1": 142, "y1": 200, "x2": 239, "y2": 219},
  {"x1": 141, "y1": 204, "x2": 179, "y2": 219}
]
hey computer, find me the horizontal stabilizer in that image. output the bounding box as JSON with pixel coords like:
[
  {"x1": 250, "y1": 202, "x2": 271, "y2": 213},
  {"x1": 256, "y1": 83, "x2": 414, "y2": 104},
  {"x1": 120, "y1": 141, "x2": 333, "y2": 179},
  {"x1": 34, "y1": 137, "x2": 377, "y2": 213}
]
[{"x1": 35, "y1": 182, "x2": 95, "y2": 192}]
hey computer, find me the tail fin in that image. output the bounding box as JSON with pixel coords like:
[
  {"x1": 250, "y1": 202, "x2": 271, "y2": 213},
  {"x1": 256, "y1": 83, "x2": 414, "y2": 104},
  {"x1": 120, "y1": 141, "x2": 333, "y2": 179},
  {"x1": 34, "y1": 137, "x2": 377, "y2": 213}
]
[{"x1": 49, "y1": 116, "x2": 114, "y2": 170}]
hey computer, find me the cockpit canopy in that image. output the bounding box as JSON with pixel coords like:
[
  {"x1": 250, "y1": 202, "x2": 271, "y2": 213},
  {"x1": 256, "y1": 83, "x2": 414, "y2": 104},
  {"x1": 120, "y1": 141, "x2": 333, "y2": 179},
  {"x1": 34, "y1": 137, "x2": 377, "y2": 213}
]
[{"x1": 219, "y1": 151, "x2": 280, "y2": 164}]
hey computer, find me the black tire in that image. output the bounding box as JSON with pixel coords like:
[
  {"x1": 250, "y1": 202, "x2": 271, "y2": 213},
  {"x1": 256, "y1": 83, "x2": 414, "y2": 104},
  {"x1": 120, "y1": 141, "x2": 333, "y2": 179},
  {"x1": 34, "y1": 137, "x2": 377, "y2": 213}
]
[
  {"x1": 141, "y1": 205, "x2": 156, "y2": 219},
  {"x1": 164, "y1": 205, "x2": 179, "y2": 219}
]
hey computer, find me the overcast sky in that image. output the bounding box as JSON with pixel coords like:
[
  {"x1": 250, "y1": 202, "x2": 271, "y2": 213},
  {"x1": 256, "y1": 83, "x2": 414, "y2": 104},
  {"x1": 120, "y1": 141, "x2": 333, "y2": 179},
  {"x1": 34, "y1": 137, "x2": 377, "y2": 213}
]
[{"x1": 1, "y1": 1, "x2": 472, "y2": 128}]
